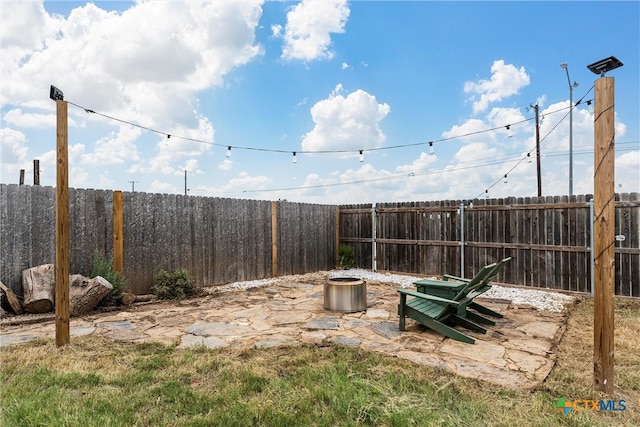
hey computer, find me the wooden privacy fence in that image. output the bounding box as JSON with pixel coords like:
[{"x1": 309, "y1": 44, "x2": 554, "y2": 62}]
[
  {"x1": 1, "y1": 184, "x2": 338, "y2": 295},
  {"x1": 339, "y1": 194, "x2": 640, "y2": 297}
]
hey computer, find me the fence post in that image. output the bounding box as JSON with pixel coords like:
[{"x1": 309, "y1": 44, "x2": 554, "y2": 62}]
[
  {"x1": 271, "y1": 201, "x2": 278, "y2": 277},
  {"x1": 113, "y1": 191, "x2": 123, "y2": 274},
  {"x1": 460, "y1": 203, "x2": 465, "y2": 277},
  {"x1": 371, "y1": 203, "x2": 377, "y2": 272},
  {"x1": 335, "y1": 206, "x2": 340, "y2": 268}
]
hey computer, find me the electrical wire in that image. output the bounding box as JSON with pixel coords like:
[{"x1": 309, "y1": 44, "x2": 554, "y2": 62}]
[{"x1": 65, "y1": 99, "x2": 574, "y2": 157}]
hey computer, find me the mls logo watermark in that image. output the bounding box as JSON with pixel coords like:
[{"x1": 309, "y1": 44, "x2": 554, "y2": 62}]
[{"x1": 556, "y1": 397, "x2": 627, "y2": 415}]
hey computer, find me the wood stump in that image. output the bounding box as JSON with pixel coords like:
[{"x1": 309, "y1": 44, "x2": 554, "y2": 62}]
[
  {"x1": 21, "y1": 264, "x2": 113, "y2": 315},
  {"x1": 22, "y1": 264, "x2": 55, "y2": 313},
  {"x1": 0, "y1": 280, "x2": 24, "y2": 315},
  {"x1": 69, "y1": 275, "x2": 113, "y2": 316}
]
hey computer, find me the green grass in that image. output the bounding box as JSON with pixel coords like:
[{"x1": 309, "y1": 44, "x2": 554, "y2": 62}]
[{"x1": 1, "y1": 299, "x2": 638, "y2": 426}]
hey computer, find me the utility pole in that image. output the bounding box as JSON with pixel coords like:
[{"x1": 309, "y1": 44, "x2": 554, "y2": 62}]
[
  {"x1": 532, "y1": 103, "x2": 542, "y2": 197},
  {"x1": 128, "y1": 180, "x2": 138, "y2": 192}
]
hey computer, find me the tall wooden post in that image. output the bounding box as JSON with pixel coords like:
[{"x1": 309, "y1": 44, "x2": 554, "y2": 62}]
[
  {"x1": 113, "y1": 191, "x2": 124, "y2": 274},
  {"x1": 593, "y1": 76, "x2": 615, "y2": 394},
  {"x1": 55, "y1": 99, "x2": 70, "y2": 347},
  {"x1": 33, "y1": 159, "x2": 40, "y2": 185}
]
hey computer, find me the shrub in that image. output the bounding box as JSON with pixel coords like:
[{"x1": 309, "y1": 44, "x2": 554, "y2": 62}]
[
  {"x1": 153, "y1": 268, "x2": 195, "y2": 300},
  {"x1": 91, "y1": 250, "x2": 126, "y2": 307},
  {"x1": 337, "y1": 245, "x2": 355, "y2": 269}
]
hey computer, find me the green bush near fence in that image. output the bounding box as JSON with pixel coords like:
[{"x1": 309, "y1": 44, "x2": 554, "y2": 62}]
[
  {"x1": 337, "y1": 245, "x2": 355, "y2": 269},
  {"x1": 153, "y1": 268, "x2": 195, "y2": 300},
  {"x1": 90, "y1": 250, "x2": 125, "y2": 307}
]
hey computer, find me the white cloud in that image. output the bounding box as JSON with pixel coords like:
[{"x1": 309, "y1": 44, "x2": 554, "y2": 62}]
[
  {"x1": 441, "y1": 118, "x2": 490, "y2": 144},
  {"x1": 1, "y1": 1, "x2": 264, "y2": 124},
  {"x1": 395, "y1": 152, "x2": 437, "y2": 174},
  {"x1": 301, "y1": 86, "x2": 390, "y2": 152},
  {"x1": 148, "y1": 179, "x2": 179, "y2": 195},
  {"x1": 0, "y1": 128, "x2": 29, "y2": 163},
  {"x1": 271, "y1": 24, "x2": 282, "y2": 38},
  {"x1": 81, "y1": 125, "x2": 142, "y2": 165},
  {"x1": 281, "y1": 0, "x2": 350, "y2": 61},
  {"x1": 464, "y1": 60, "x2": 530, "y2": 114},
  {"x1": 3, "y1": 109, "x2": 58, "y2": 128},
  {"x1": 218, "y1": 158, "x2": 233, "y2": 171}
]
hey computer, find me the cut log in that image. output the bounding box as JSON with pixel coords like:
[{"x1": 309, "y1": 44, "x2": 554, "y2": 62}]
[
  {"x1": 70, "y1": 275, "x2": 113, "y2": 316},
  {"x1": 0, "y1": 280, "x2": 24, "y2": 315},
  {"x1": 121, "y1": 293, "x2": 155, "y2": 306},
  {"x1": 22, "y1": 264, "x2": 55, "y2": 313}
]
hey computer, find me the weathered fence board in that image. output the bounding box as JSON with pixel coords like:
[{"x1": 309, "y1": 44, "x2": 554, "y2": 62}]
[
  {"x1": 1, "y1": 185, "x2": 337, "y2": 296},
  {"x1": 2, "y1": 184, "x2": 638, "y2": 298},
  {"x1": 338, "y1": 194, "x2": 639, "y2": 297}
]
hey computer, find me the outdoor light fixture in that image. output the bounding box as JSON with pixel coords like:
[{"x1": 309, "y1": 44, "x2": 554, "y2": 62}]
[
  {"x1": 49, "y1": 85, "x2": 64, "y2": 101},
  {"x1": 226, "y1": 146, "x2": 231, "y2": 157},
  {"x1": 292, "y1": 151, "x2": 297, "y2": 164},
  {"x1": 587, "y1": 56, "x2": 623, "y2": 76},
  {"x1": 359, "y1": 150, "x2": 364, "y2": 162},
  {"x1": 560, "y1": 62, "x2": 579, "y2": 197},
  {"x1": 429, "y1": 141, "x2": 434, "y2": 154}
]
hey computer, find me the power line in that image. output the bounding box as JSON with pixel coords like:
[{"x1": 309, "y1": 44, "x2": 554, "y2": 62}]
[{"x1": 235, "y1": 143, "x2": 636, "y2": 195}]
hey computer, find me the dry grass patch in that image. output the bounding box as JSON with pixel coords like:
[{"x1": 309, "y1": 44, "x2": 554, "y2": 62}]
[{"x1": 1, "y1": 298, "x2": 638, "y2": 426}]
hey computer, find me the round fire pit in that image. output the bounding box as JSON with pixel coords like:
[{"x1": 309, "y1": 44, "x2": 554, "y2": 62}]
[{"x1": 324, "y1": 277, "x2": 367, "y2": 313}]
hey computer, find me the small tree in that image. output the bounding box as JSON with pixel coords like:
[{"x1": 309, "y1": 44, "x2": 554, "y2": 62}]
[{"x1": 91, "y1": 250, "x2": 126, "y2": 307}]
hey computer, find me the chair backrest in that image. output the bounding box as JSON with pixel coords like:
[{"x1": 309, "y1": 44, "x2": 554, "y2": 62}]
[
  {"x1": 482, "y1": 257, "x2": 512, "y2": 285},
  {"x1": 451, "y1": 263, "x2": 496, "y2": 301}
]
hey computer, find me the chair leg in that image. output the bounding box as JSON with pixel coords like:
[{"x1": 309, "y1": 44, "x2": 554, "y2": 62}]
[
  {"x1": 470, "y1": 301, "x2": 504, "y2": 318},
  {"x1": 424, "y1": 317, "x2": 475, "y2": 344},
  {"x1": 451, "y1": 315, "x2": 487, "y2": 334},
  {"x1": 398, "y1": 294, "x2": 407, "y2": 331},
  {"x1": 466, "y1": 310, "x2": 495, "y2": 326}
]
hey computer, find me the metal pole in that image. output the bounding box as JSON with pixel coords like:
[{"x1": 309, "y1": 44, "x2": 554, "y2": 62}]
[
  {"x1": 561, "y1": 64, "x2": 577, "y2": 197},
  {"x1": 460, "y1": 203, "x2": 465, "y2": 277},
  {"x1": 569, "y1": 83, "x2": 574, "y2": 197},
  {"x1": 371, "y1": 203, "x2": 377, "y2": 272}
]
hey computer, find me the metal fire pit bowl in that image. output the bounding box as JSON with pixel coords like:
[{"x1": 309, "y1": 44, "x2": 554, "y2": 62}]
[{"x1": 324, "y1": 277, "x2": 367, "y2": 313}]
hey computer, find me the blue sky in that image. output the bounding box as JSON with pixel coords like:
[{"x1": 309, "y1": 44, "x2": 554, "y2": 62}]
[{"x1": 1, "y1": 0, "x2": 638, "y2": 203}]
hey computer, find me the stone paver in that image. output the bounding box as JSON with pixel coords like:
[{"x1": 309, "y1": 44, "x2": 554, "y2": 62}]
[{"x1": 0, "y1": 278, "x2": 575, "y2": 390}]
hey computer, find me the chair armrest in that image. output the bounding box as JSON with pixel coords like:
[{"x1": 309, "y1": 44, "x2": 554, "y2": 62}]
[
  {"x1": 397, "y1": 288, "x2": 460, "y2": 306},
  {"x1": 443, "y1": 274, "x2": 468, "y2": 282}
]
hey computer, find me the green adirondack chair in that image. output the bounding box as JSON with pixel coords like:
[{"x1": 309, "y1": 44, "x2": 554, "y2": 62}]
[
  {"x1": 414, "y1": 257, "x2": 512, "y2": 324},
  {"x1": 397, "y1": 263, "x2": 497, "y2": 344}
]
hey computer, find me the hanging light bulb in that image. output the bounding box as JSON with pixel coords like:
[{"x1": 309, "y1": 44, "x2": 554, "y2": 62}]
[
  {"x1": 359, "y1": 150, "x2": 364, "y2": 162},
  {"x1": 503, "y1": 174, "x2": 508, "y2": 184},
  {"x1": 587, "y1": 100, "x2": 593, "y2": 113},
  {"x1": 226, "y1": 146, "x2": 231, "y2": 158},
  {"x1": 506, "y1": 125, "x2": 513, "y2": 138},
  {"x1": 429, "y1": 141, "x2": 434, "y2": 154},
  {"x1": 527, "y1": 152, "x2": 532, "y2": 163},
  {"x1": 292, "y1": 151, "x2": 297, "y2": 164}
]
